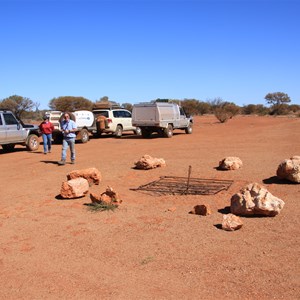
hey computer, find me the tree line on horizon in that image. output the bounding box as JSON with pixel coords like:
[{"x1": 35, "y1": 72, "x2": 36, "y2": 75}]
[{"x1": 0, "y1": 92, "x2": 299, "y2": 123}]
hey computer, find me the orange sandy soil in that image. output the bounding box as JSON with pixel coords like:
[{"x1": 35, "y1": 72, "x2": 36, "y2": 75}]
[{"x1": 0, "y1": 115, "x2": 299, "y2": 300}]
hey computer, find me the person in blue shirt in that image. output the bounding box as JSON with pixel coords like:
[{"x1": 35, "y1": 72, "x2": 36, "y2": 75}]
[{"x1": 58, "y1": 112, "x2": 77, "y2": 165}]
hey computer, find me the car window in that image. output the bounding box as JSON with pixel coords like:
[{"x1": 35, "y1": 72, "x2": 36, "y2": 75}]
[
  {"x1": 94, "y1": 111, "x2": 109, "y2": 118},
  {"x1": 3, "y1": 113, "x2": 18, "y2": 125},
  {"x1": 0, "y1": 114, "x2": 3, "y2": 125},
  {"x1": 113, "y1": 111, "x2": 121, "y2": 118},
  {"x1": 123, "y1": 111, "x2": 131, "y2": 118}
]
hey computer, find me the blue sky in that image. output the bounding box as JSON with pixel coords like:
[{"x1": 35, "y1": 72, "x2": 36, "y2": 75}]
[{"x1": 0, "y1": 0, "x2": 299, "y2": 109}]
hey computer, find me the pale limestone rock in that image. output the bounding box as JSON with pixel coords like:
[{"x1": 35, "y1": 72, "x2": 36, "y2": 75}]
[
  {"x1": 276, "y1": 156, "x2": 300, "y2": 183},
  {"x1": 190, "y1": 204, "x2": 212, "y2": 216},
  {"x1": 134, "y1": 154, "x2": 166, "y2": 170},
  {"x1": 67, "y1": 167, "x2": 102, "y2": 186},
  {"x1": 230, "y1": 183, "x2": 285, "y2": 217},
  {"x1": 219, "y1": 156, "x2": 243, "y2": 170},
  {"x1": 60, "y1": 177, "x2": 89, "y2": 199},
  {"x1": 90, "y1": 186, "x2": 122, "y2": 205},
  {"x1": 222, "y1": 214, "x2": 243, "y2": 231}
]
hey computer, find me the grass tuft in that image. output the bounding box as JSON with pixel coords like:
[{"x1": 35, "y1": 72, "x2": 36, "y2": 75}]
[
  {"x1": 86, "y1": 202, "x2": 118, "y2": 212},
  {"x1": 140, "y1": 256, "x2": 154, "y2": 265}
]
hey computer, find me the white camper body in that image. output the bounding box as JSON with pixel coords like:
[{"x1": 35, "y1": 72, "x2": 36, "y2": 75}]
[
  {"x1": 45, "y1": 110, "x2": 96, "y2": 143},
  {"x1": 132, "y1": 102, "x2": 193, "y2": 138}
]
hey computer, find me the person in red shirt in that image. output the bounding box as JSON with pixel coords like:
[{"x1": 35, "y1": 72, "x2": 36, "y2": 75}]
[{"x1": 39, "y1": 115, "x2": 55, "y2": 154}]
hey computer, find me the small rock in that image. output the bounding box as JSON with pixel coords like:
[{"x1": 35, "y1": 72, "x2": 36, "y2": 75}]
[
  {"x1": 60, "y1": 178, "x2": 89, "y2": 199},
  {"x1": 222, "y1": 214, "x2": 243, "y2": 231},
  {"x1": 219, "y1": 157, "x2": 243, "y2": 170},
  {"x1": 134, "y1": 154, "x2": 166, "y2": 170},
  {"x1": 190, "y1": 204, "x2": 211, "y2": 216},
  {"x1": 166, "y1": 207, "x2": 177, "y2": 212},
  {"x1": 67, "y1": 168, "x2": 102, "y2": 186},
  {"x1": 276, "y1": 156, "x2": 300, "y2": 183}
]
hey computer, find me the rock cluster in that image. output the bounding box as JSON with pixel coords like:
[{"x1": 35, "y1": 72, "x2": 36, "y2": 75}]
[
  {"x1": 276, "y1": 156, "x2": 300, "y2": 183},
  {"x1": 219, "y1": 157, "x2": 243, "y2": 170},
  {"x1": 60, "y1": 167, "x2": 102, "y2": 199},
  {"x1": 134, "y1": 154, "x2": 166, "y2": 170},
  {"x1": 90, "y1": 186, "x2": 122, "y2": 206},
  {"x1": 230, "y1": 183, "x2": 285, "y2": 217}
]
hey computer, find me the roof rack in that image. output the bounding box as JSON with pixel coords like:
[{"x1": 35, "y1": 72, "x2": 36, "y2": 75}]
[{"x1": 92, "y1": 102, "x2": 121, "y2": 110}]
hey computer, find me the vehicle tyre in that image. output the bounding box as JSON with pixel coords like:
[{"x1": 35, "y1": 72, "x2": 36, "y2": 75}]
[
  {"x1": 163, "y1": 124, "x2": 173, "y2": 138},
  {"x1": 79, "y1": 129, "x2": 89, "y2": 143},
  {"x1": 141, "y1": 128, "x2": 151, "y2": 138},
  {"x1": 26, "y1": 134, "x2": 40, "y2": 151},
  {"x1": 185, "y1": 123, "x2": 193, "y2": 134},
  {"x1": 115, "y1": 125, "x2": 123, "y2": 138},
  {"x1": 134, "y1": 127, "x2": 142, "y2": 136},
  {"x1": 2, "y1": 144, "x2": 15, "y2": 152}
]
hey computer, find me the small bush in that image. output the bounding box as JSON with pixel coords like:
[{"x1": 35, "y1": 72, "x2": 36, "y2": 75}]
[
  {"x1": 242, "y1": 104, "x2": 269, "y2": 116},
  {"x1": 214, "y1": 102, "x2": 240, "y2": 123},
  {"x1": 86, "y1": 202, "x2": 118, "y2": 212}
]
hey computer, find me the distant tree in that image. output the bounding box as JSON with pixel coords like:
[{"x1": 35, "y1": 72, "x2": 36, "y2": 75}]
[
  {"x1": 198, "y1": 101, "x2": 211, "y2": 115},
  {"x1": 49, "y1": 96, "x2": 93, "y2": 112},
  {"x1": 34, "y1": 102, "x2": 41, "y2": 112},
  {"x1": 265, "y1": 92, "x2": 291, "y2": 115},
  {"x1": 242, "y1": 104, "x2": 269, "y2": 115},
  {"x1": 265, "y1": 92, "x2": 291, "y2": 106},
  {"x1": 289, "y1": 104, "x2": 300, "y2": 113},
  {"x1": 99, "y1": 96, "x2": 109, "y2": 102},
  {"x1": 94, "y1": 96, "x2": 120, "y2": 108},
  {"x1": 0, "y1": 95, "x2": 35, "y2": 118},
  {"x1": 181, "y1": 99, "x2": 200, "y2": 115},
  {"x1": 122, "y1": 103, "x2": 133, "y2": 111}
]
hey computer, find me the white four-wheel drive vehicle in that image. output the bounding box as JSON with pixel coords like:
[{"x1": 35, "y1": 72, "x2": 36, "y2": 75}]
[
  {"x1": 132, "y1": 101, "x2": 193, "y2": 138},
  {"x1": 0, "y1": 109, "x2": 40, "y2": 151},
  {"x1": 92, "y1": 107, "x2": 141, "y2": 138}
]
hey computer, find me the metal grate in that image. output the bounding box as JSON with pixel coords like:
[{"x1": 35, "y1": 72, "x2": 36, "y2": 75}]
[{"x1": 131, "y1": 176, "x2": 233, "y2": 196}]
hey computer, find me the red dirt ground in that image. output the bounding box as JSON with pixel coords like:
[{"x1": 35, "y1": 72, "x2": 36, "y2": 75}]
[{"x1": 0, "y1": 115, "x2": 299, "y2": 299}]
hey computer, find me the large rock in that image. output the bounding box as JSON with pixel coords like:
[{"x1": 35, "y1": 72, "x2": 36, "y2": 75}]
[
  {"x1": 230, "y1": 183, "x2": 285, "y2": 217},
  {"x1": 60, "y1": 177, "x2": 89, "y2": 199},
  {"x1": 134, "y1": 154, "x2": 166, "y2": 170},
  {"x1": 222, "y1": 214, "x2": 243, "y2": 231},
  {"x1": 276, "y1": 156, "x2": 300, "y2": 183},
  {"x1": 90, "y1": 186, "x2": 122, "y2": 206},
  {"x1": 219, "y1": 157, "x2": 243, "y2": 170},
  {"x1": 67, "y1": 167, "x2": 102, "y2": 186}
]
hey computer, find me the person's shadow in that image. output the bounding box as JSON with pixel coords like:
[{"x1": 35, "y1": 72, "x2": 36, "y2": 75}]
[{"x1": 40, "y1": 160, "x2": 60, "y2": 165}]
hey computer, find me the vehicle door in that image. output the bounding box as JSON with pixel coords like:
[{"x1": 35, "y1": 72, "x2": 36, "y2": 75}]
[
  {"x1": 3, "y1": 112, "x2": 26, "y2": 142},
  {"x1": 0, "y1": 113, "x2": 6, "y2": 143},
  {"x1": 179, "y1": 107, "x2": 189, "y2": 127},
  {"x1": 113, "y1": 110, "x2": 132, "y2": 130},
  {"x1": 120, "y1": 110, "x2": 134, "y2": 130}
]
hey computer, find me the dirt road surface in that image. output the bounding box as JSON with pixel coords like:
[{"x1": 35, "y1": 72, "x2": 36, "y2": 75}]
[{"x1": 0, "y1": 115, "x2": 299, "y2": 299}]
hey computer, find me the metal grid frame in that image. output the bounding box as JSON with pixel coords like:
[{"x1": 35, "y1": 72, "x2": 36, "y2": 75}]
[{"x1": 131, "y1": 176, "x2": 233, "y2": 196}]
